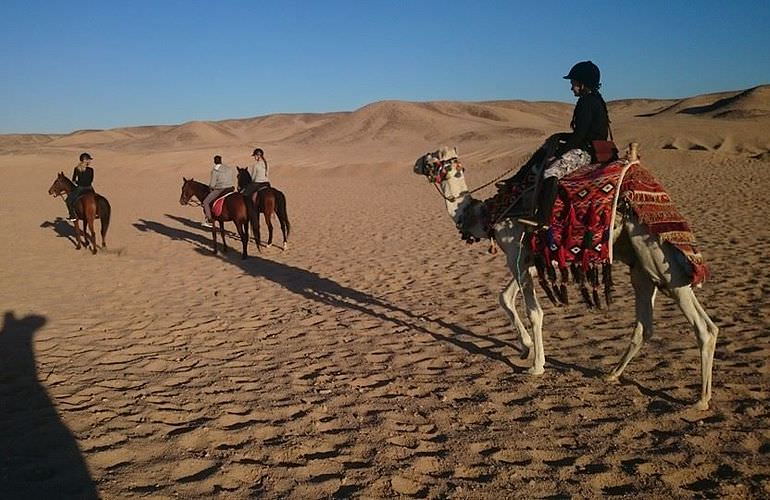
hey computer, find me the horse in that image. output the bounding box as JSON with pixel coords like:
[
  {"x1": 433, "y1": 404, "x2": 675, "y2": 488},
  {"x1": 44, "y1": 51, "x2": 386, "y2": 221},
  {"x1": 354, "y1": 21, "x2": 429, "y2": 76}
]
[
  {"x1": 235, "y1": 167, "x2": 291, "y2": 250},
  {"x1": 48, "y1": 172, "x2": 111, "y2": 253},
  {"x1": 179, "y1": 178, "x2": 251, "y2": 259}
]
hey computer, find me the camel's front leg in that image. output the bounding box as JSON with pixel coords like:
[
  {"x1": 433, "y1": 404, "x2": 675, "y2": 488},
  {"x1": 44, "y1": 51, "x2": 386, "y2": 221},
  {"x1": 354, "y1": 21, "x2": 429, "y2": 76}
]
[
  {"x1": 499, "y1": 278, "x2": 533, "y2": 360},
  {"x1": 671, "y1": 286, "x2": 719, "y2": 410},
  {"x1": 605, "y1": 265, "x2": 656, "y2": 382},
  {"x1": 520, "y1": 269, "x2": 545, "y2": 374}
]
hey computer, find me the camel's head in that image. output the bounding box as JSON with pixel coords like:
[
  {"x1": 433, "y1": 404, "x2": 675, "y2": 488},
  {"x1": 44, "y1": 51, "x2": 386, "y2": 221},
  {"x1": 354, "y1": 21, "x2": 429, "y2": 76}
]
[{"x1": 413, "y1": 146, "x2": 464, "y2": 184}]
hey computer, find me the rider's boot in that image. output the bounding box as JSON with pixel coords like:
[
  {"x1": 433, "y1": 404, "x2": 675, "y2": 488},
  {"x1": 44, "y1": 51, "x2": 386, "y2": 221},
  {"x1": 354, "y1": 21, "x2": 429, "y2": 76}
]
[{"x1": 517, "y1": 177, "x2": 558, "y2": 229}]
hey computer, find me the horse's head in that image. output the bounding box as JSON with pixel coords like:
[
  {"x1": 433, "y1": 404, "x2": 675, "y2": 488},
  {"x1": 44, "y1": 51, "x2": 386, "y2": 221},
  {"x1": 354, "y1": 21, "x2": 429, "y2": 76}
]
[
  {"x1": 413, "y1": 146, "x2": 464, "y2": 184},
  {"x1": 48, "y1": 172, "x2": 70, "y2": 197},
  {"x1": 236, "y1": 167, "x2": 252, "y2": 189},
  {"x1": 180, "y1": 177, "x2": 195, "y2": 205}
]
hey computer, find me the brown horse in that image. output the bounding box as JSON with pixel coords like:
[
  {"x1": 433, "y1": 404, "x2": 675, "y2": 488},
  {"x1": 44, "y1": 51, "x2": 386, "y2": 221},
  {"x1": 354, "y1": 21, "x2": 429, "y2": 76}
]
[
  {"x1": 48, "y1": 172, "x2": 111, "y2": 253},
  {"x1": 236, "y1": 168, "x2": 291, "y2": 250},
  {"x1": 179, "y1": 178, "x2": 251, "y2": 259}
]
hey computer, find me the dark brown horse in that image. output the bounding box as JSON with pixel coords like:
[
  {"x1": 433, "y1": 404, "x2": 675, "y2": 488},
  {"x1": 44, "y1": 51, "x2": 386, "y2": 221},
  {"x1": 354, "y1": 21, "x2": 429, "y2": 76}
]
[
  {"x1": 48, "y1": 172, "x2": 111, "y2": 253},
  {"x1": 236, "y1": 168, "x2": 291, "y2": 250},
  {"x1": 179, "y1": 178, "x2": 251, "y2": 259}
]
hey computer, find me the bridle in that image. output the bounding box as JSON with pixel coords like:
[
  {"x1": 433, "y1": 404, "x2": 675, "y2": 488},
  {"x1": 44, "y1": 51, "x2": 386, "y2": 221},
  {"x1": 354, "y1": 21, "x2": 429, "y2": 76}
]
[{"x1": 180, "y1": 181, "x2": 202, "y2": 207}]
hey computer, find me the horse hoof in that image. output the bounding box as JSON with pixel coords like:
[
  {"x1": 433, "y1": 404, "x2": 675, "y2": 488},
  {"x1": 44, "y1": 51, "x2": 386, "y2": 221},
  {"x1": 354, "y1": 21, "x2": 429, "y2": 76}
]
[
  {"x1": 527, "y1": 366, "x2": 545, "y2": 376},
  {"x1": 518, "y1": 346, "x2": 530, "y2": 360},
  {"x1": 603, "y1": 373, "x2": 620, "y2": 383}
]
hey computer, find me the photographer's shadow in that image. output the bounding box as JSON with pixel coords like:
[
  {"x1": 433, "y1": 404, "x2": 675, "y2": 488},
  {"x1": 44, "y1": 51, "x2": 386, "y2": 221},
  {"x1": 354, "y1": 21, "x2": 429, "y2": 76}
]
[{"x1": 0, "y1": 311, "x2": 98, "y2": 498}]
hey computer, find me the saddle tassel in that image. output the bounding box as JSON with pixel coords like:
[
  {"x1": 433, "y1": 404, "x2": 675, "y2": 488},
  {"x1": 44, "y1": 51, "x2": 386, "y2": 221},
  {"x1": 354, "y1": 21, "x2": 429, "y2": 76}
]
[
  {"x1": 602, "y1": 263, "x2": 613, "y2": 308},
  {"x1": 534, "y1": 254, "x2": 559, "y2": 306}
]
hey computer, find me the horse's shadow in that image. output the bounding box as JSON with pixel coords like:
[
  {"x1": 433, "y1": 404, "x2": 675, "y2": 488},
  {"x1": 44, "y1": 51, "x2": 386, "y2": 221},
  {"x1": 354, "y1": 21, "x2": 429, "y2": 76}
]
[
  {"x1": 0, "y1": 311, "x2": 98, "y2": 498},
  {"x1": 135, "y1": 215, "x2": 524, "y2": 372},
  {"x1": 40, "y1": 218, "x2": 78, "y2": 247},
  {"x1": 134, "y1": 214, "x2": 686, "y2": 404}
]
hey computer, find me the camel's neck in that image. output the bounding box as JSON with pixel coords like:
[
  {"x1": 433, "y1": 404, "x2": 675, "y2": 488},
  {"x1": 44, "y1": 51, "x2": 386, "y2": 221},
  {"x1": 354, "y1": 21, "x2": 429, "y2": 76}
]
[{"x1": 440, "y1": 175, "x2": 487, "y2": 239}]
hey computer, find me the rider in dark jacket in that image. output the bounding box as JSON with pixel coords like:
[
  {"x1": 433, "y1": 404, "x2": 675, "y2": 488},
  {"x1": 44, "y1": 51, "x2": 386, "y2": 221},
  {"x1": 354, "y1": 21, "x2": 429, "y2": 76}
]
[
  {"x1": 66, "y1": 152, "x2": 95, "y2": 221},
  {"x1": 518, "y1": 61, "x2": 610, "y2": 228}
]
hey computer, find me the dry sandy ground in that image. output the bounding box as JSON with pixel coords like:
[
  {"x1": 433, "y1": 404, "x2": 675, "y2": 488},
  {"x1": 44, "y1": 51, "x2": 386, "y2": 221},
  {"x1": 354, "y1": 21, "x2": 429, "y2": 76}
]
[{"x1": 1, "y1": 87, "x2": 770, "y2": 498}]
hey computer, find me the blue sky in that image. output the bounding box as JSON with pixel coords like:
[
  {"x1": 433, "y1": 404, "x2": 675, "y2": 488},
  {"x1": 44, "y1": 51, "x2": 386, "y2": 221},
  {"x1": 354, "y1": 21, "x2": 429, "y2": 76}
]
[{"x1": 1, "y1": 0, "x2": 768, "y2": 133}]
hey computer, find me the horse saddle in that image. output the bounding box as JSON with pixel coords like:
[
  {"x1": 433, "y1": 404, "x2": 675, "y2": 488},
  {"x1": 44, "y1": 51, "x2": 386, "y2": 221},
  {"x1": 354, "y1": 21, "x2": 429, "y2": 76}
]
[{"x1": 211, "y1": 191, "x2": 236, "y2": 218}]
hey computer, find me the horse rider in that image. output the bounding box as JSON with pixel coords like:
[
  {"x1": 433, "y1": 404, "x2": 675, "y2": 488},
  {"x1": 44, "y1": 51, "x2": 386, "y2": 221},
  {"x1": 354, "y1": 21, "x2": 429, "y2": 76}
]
[
  {"x1": 202, "y1": 154, "x2": 234, "y2": 226},
  {"x1": 240, "y1": 148, "x2": 271, "y2": 208},
  {"x1": 518, "y1": 60, "x2": 610, "y2": 228},
  {"x1": 66, "y1": 152, "x2": 95, "y2": 221}
]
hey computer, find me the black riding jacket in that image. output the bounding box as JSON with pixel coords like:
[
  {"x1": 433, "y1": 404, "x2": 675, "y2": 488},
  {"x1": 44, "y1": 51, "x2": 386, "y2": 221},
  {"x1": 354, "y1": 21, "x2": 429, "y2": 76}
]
[
  {"x1": 563, "y1": 92, "x2": 610, "y2": 158},
  {"x1": 72, "y1": 166, "x2": 94, "y2": 188}
]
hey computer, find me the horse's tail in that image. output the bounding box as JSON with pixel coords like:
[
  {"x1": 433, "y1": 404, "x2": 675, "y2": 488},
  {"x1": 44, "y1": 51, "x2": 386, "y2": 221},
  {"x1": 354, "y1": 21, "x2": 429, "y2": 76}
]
[
  {"x1": 96, "y1": 195, "x2": 111, "y2": 242},
  {"x1": 275, "y1": 189, "x2": 290, "y2": 238}
]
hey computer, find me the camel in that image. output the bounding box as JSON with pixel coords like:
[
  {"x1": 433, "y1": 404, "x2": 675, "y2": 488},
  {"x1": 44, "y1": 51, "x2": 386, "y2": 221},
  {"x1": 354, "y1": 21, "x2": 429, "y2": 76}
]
[{"x1": 413, "y1": 146, "x2": 719, "y2": 410}]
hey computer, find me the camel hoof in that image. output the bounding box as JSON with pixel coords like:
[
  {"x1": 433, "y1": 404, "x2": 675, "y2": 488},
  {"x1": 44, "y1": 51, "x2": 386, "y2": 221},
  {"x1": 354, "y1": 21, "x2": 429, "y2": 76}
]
[
  {"x1": 692, "y1": 400, "x2": 710, "y2": 411},
  {"x1": 527, "y1": 366, "x2": 545, "y2": 376}
]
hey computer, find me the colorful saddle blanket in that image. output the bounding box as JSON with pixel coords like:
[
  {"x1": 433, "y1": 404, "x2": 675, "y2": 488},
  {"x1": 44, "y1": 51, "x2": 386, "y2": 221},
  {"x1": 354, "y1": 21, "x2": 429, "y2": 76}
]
[
  {"x1": 484, "y1": 160, "x2": 708, "y2": 307},
  {"x1": 529, "y1": 160, "x2": 708, "y2": 289},
  {"x1": 212, "y1": 191, "x2": 237, "y2": 218}
]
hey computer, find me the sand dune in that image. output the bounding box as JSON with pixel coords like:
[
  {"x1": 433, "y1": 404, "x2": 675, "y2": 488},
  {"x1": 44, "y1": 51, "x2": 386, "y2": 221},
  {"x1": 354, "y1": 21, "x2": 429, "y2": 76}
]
[{"x1": 1, "y1": 86, "x2": 769, "y2": 498}]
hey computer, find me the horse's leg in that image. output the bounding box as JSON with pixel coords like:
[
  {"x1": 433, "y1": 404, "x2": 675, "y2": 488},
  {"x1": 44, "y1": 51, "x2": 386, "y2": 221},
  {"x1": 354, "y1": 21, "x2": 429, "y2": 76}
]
[
  {"x1": 604, "y1": 264, "x2": 656, "y2": 382},
  {"x1": 670, "y1": 285, "x2": 719, "y2": 410},
  {"x1": 499, "y1": 277, "x2": 533, "y2": 361},
  {"x1": 73, "y1": 215, "x2": 83, "y2": 249},
  {"x1": 264, "y1": 203, "x2": 275, "y2": 246},
  {"x1": 211, "y1": 221, "x2": 218, "y2": 254},
  {"x1": 219, "y1": 220, "x2": 228, "y2": 253},
  {"x1": 236, "y1": 219, "x2": 248, "y2": 259},
  {"x1": 252, "y1": 195, "x2": 262, "y2": 251},
  {"x1": 87, "y1": 216, "x2": 97, "y2": 254}
]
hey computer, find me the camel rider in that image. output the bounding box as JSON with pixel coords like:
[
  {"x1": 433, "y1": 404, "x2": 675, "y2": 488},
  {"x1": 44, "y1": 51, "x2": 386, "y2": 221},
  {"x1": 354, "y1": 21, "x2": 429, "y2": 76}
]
[
  {"x1": 518, "y1": 60, "x2": 610, "y2": 228},
  {"x1": 241, "y1": 148, "x2": 271, "y2": 204},
  {"x1": 202, "y1": 155, "x2": 234, "y2": 225},
  {"x1": 66, "y1": 152, "x2": 95, "y2": 221}
]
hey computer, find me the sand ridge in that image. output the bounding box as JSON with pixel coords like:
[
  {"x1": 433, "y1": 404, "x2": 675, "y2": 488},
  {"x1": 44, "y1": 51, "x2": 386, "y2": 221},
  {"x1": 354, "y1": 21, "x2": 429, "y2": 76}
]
[{"x1": 1, "y1": 87, "x2": 770, "y2": 498}]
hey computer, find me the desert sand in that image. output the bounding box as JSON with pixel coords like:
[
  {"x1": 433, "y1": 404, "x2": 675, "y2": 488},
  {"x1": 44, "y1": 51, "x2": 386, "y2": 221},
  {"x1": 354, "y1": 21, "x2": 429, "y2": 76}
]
[{"x1": 1, "y1": 86, "x2": 769, "y2": 498}]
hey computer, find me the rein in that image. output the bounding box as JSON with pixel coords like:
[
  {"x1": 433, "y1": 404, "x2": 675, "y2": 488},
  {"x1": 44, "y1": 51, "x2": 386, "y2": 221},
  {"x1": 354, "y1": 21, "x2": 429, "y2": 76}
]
[{"x1": 427, "y1": 158, "x2": 519, "y2": 203}]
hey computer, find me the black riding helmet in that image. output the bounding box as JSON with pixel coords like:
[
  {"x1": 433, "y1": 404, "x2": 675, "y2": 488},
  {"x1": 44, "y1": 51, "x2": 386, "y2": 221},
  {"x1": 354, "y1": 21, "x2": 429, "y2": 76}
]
[
  {"x1": 252, "y1": 148, "x2": 264, "y2": 157},
  {"x1": 214, "y1": 155, "x2": 222, "y2": 164},
  {"x1": 79, "y1": 152, "x2": 93, "y2": 161},
  {"x1": 564, "y1": 61, "x2": 601, "y2": 90}
]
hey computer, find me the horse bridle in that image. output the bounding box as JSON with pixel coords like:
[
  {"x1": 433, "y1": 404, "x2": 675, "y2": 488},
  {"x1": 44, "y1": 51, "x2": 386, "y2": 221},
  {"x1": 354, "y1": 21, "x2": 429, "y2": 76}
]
[{"x1": 180, "y1": 181, "x2": 202, "y2": 207}]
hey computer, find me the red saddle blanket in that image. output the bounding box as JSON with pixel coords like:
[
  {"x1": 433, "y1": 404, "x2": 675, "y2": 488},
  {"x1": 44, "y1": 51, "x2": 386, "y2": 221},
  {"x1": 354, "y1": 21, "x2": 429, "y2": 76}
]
[
  {"x1": 211, "y1": 191, "x2": 237, "y2": 218},
  {"x1": 530, "y1": 160, "x2": 707, "y2": 287}
]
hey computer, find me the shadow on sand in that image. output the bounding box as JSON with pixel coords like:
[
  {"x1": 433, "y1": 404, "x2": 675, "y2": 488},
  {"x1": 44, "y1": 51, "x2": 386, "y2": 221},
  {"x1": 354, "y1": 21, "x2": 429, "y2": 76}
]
[
  {"x1": 0, "y1": 311, "x2": 98, "y2": 498},
  {"x1": 134, "y1": 214, "x2": 687, "y2": 405},
  {"x1": 40, "y1": 218, "x2": 78, "y2": 248}
]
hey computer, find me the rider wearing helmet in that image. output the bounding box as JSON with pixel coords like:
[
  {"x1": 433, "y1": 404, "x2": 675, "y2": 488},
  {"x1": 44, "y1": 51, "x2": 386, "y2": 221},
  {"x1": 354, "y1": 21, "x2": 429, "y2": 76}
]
[
  {"x1": 518, "y1": 61, "x2": 610, "y2": 228},
  {"x1": 240, "y1": 147, "x2": 271, "y2": 211},
  {"x1": 66, "y1": 152, "x2": 95, "y2": 221}
]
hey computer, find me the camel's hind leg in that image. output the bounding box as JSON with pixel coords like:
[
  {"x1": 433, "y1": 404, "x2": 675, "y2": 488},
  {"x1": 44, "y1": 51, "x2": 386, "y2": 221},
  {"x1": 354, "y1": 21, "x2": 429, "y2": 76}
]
[
  {"x1": 499, "y1": 278, "x2": 533, "y2": 361},
  {"x1": 605, "y1": 264, "x2": 656, "y2": 381},
  {"x1": 670, "y1": 285, "x2": 719, "y2": 410}
]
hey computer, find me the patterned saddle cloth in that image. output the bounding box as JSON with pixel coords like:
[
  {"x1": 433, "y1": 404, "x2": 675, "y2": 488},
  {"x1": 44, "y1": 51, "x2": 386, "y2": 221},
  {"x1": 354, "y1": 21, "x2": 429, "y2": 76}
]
[{"x1": 484, "y1": 160, "x2": 707, "y2": 307}]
